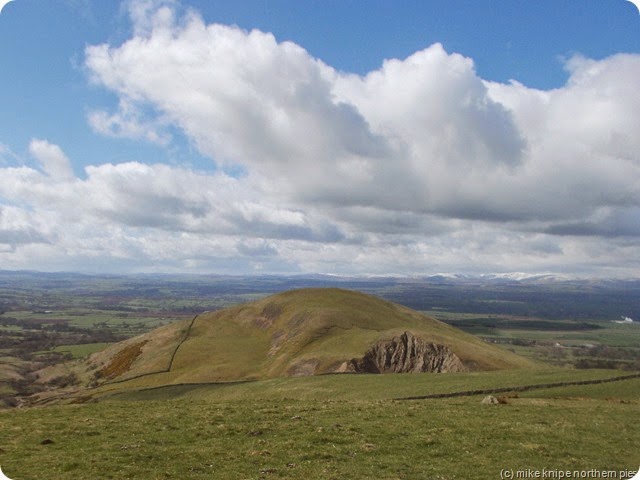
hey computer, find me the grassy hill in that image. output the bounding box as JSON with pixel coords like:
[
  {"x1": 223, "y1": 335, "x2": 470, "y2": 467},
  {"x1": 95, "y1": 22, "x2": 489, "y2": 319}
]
[
  {"x1": 6, "y1": 288, "x2": 638, "y2": 478},
  {"x1": 36, "y1": 288, "x2": 536, "y2": 401},
  {"x1": 2, "y1": 370, "x2": 639, "y2": 479}
]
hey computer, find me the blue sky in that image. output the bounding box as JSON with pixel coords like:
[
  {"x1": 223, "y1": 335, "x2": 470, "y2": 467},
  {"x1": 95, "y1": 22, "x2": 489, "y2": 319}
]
[{"x1": 0, "y1": 0, "x2": 639, "y2": 277}]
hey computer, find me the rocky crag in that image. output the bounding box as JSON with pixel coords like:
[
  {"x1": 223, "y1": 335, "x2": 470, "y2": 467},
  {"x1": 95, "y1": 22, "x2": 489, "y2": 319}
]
[{"x1": 344, "y1": 331, "x2": 467, "y2": 373}]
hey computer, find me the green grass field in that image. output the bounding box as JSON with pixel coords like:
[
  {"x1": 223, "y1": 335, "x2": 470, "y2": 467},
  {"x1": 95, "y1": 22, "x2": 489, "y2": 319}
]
[
  {"x1": 1, "y1": 369, "x2": 638, "y2": 480},
  {"x1": 102, "y1": 368, "x2": 632, "y2": 402}
]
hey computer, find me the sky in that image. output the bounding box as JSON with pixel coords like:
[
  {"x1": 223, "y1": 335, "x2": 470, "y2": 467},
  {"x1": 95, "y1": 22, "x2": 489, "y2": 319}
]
[{"x1": 0, "y1": 0, "x2": 639, "y2": 277}]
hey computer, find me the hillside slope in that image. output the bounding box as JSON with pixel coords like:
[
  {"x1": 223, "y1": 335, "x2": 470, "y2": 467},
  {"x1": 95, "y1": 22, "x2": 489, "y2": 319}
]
[{"x1": 38, "y1": 288, "x2": 536, "y2": 398}]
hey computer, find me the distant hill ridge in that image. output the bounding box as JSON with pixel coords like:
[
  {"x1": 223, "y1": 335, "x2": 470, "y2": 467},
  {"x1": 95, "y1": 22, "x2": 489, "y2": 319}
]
[{"x1": 37, "y1": 288, "x2": 536, "y2": 399}]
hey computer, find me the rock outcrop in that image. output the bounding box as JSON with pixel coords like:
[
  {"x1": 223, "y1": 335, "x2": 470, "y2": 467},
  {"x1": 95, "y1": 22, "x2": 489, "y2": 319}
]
[
  {"x1": 481, "y1": 395, "x2": 499, "y2": 405},
  {"x1": 343, "y1": 331, "x2": 467, "y2": 373}
]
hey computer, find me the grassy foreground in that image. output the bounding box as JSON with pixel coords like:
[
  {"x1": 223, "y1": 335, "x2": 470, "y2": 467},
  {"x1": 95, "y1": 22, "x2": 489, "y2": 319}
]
[{"x1": 1, "y1": 369, "x2": 639, "y2": 479}]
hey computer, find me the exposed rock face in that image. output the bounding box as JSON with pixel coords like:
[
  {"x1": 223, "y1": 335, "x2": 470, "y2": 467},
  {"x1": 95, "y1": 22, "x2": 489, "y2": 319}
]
[{"x1": 345, "y1": 331, "x2": 467, "y2": 373}]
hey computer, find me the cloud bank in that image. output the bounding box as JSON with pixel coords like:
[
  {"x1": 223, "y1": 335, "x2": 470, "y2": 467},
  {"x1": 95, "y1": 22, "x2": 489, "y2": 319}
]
[{"x1": 1, "y1": 1, "x2": 638, "y2": 276}]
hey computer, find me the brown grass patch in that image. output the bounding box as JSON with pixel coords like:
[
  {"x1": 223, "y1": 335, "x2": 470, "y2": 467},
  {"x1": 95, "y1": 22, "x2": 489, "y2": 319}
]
[{"x1": 99, "y1": 341, "x2": 148, "y2": 379}]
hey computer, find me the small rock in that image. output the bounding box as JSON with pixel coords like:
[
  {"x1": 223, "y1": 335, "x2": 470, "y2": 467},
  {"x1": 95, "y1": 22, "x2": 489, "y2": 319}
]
[
  {"x1": 481, "y1": 395, "x2": 499, "y2": 405},
  {"x1": 40, "y1": 439, "x2": 54, "y2": 445}
]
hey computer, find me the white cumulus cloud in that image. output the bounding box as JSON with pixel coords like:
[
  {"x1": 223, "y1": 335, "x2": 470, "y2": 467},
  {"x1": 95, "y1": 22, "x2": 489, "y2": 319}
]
[
  {"x1": 28, "y1": 138, "x2": 76, "y2": 181},
  {"x1": 0, "y1": 0, "x2": 639, "y2": 276}
]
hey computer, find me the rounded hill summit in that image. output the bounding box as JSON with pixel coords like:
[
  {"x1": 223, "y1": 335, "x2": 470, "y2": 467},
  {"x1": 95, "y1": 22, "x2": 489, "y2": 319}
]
[{"x1": 47, "y1": 288, "x2": 535, "y2": 396}]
